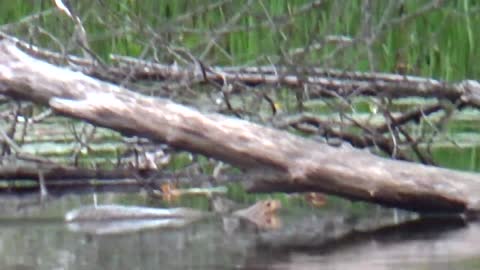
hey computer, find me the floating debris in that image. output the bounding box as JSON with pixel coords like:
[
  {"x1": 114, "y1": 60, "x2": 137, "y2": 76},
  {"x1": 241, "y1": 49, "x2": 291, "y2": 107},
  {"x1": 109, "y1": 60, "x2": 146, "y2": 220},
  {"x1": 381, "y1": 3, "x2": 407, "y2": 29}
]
[
  {"x1": 65, "y1": 204, "x2": 205, "y2": 222},
  {"x1": 66, "y1": 219, "x2": 196, "y2": 235}
]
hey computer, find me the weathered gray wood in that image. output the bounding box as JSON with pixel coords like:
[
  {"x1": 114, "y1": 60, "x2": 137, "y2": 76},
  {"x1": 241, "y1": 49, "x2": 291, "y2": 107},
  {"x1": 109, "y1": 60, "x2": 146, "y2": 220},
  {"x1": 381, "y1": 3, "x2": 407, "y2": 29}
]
[{"x1": 1, "y1": 40, "x2": 480, "y2": 213}]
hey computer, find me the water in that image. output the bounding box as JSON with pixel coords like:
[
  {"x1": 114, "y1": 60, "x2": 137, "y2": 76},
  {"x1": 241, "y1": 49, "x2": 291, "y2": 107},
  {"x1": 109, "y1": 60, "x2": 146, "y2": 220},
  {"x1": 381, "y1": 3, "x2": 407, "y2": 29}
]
[{"x1": 1, "y1": 191, "x2": 479, "y2": 270}]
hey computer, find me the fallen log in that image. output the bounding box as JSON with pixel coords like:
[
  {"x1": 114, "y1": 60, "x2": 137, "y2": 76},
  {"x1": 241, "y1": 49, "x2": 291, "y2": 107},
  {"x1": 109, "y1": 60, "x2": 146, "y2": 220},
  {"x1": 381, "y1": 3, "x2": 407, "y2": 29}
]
[
  {"x1": 111, "y1": 55, "x2": 478, "y2": 103},
  {"x1": 0, "y1": 161, "x2": 153, "y2": 181},
  {"x1": 2, "y1": 31, "x2": 480, "y2": 106},
  {"x1": 1, "y1": 40, "x2": 480, "y2": 213}
]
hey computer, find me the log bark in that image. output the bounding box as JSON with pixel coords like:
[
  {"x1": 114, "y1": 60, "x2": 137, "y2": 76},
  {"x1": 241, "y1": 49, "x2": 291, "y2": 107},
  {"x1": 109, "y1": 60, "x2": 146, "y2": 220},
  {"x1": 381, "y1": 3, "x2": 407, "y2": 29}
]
[{"x1": 1, "y1": 40, "x2": 480, "y2": 213}]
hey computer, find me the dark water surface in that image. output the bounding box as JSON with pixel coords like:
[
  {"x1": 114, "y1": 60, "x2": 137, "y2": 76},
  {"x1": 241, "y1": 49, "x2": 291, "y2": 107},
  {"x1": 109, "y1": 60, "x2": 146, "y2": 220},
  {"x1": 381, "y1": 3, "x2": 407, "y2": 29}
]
[{"x1": 1, "y1": 192, "x2": 479, "y2": 270}]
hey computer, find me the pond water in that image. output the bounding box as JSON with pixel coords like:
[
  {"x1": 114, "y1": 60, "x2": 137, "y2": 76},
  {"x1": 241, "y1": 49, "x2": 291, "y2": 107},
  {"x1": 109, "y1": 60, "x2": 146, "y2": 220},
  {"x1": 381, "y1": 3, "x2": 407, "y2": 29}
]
[{"x1": 1, "y1": 190, "x2": 479, "y2": 270}]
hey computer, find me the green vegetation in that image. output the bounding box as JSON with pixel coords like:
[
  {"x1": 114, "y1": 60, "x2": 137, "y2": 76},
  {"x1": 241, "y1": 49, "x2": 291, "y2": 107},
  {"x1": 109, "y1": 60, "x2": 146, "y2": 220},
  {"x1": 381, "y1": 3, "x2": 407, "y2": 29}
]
[{"x1": 1, "y1": 1, "x2": 479, "y2": 78}]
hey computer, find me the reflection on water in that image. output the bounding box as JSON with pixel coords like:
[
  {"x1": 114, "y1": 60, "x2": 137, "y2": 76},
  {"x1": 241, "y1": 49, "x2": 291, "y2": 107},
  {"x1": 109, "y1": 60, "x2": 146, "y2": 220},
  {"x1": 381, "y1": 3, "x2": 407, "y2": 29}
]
[
  {"x1": 66, "y1": 218, "x2": 199, "y2": 235},
  {"x1": 0, "y1": 191, "x2": 479, "y2": 270}
]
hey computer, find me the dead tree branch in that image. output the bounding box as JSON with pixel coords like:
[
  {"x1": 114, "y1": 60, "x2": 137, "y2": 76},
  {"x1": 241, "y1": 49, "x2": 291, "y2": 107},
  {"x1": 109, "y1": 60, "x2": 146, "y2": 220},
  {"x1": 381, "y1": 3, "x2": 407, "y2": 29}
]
[{"x1": 1, "y1": 40, "x2": 480, "y2": 213}]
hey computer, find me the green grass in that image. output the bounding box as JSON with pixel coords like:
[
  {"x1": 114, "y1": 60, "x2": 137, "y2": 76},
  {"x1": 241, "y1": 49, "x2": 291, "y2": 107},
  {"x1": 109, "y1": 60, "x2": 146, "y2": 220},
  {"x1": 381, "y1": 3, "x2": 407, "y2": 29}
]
[{"x1": 2, "y1": 1, "x2": 479, "y2": 77}]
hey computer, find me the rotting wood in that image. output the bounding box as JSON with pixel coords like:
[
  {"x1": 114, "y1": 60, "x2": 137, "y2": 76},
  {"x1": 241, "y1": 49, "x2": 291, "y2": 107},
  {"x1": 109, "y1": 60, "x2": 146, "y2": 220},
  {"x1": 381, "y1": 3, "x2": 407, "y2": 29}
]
[{"x1": 1, "y1": 40, "x2": 480, "y2": 213}]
